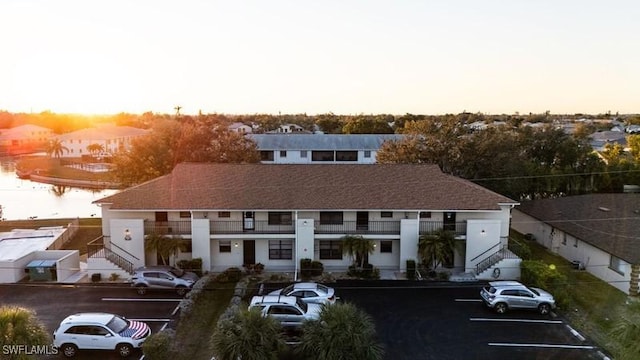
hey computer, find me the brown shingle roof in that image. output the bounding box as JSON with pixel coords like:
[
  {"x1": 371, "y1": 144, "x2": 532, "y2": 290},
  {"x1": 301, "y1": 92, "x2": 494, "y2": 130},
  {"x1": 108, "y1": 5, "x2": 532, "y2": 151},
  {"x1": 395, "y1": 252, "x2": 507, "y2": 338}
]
[
  {"x1": 95, "y1": 163, "x2": 517, "y2": 211},
  {"x1": 516, "y1": 194, "x2": 640, "y2": 264}
]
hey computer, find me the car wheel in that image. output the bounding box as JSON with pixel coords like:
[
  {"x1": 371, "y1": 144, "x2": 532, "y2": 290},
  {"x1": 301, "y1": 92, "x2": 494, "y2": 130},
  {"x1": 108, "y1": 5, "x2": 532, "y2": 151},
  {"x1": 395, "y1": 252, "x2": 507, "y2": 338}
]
[
  {"x1": 116, "y1": 343, "x2": 133, "y2": 358},
  {"x1": 176, "y1": 286, "x2": 187, "y2": 296},
  {"x1": 538, "y1": 303, "x2": 551, "y2": 315},
  {"x1": 494, "y1": 302, "x2": 508, "y2": 314},
  {"x1": 136, "y1": 285, "x2": 147, "y2": 295},
  {"x1": 60, "y1": 343, "x2": 78, "y2": 358}
]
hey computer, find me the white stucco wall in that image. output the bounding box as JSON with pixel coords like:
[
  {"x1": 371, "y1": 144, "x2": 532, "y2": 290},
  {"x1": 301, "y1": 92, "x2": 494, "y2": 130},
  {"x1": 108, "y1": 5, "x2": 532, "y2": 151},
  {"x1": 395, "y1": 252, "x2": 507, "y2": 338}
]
[
  {"x1": 399, "y1": 219, "x2": 419, "y2": 271},
  {"x1": 110, "y1": 219, "x2": 145, "y2": 268},
  {"x1": 191, "y1": 219, "x2": 211, "y2": 271},
  {"x1": 465, "y1": 220, "x2": 502, "y2": 272}
]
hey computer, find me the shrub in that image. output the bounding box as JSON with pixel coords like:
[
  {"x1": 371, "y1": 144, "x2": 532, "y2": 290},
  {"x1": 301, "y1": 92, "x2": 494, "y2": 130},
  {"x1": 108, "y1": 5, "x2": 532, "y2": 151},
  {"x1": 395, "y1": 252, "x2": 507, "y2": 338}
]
[
  {"x1": 508, "y1": 238, "x2": 532, "y2": 260},
  {"x1": 224, "y1": 267, "x2": 243, "y2": 282},
  {"x1": 406, "y1": 259, "x2": 416, "y2": 280},
  {"x1": 142, "y1": 329, "x2": 176, "y2": 360},
  {"x1": 347, "y1": 263, "x2": 380, "y2": 279},
  {"x1": 91, "y1": 273, "x2": 101, "y2": 282},
  {"x1": 109, "y1": 273, "x2": 120, "y2": 281},
  {"x1": 300, "y1": 258, "x2": 313, "y2": 279},
  {"x1": 310, "y1": 261, "x2": 324, "y2": 277},
  {"x1": 177, "y1": 258, "x2": 203, "y2": 277},
  {"x1": 520, "y1": 260, "x2": 569, "y2": 308}
]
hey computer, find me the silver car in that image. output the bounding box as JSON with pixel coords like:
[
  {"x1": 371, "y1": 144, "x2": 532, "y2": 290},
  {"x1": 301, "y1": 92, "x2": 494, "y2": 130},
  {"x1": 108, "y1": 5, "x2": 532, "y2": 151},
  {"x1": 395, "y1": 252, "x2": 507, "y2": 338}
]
[
  {"x1": 131, "y1": 265, "x2": 199, "y2": 296},
  {"x1": 249, "y1": 295, "x2": 322, "y2": 327},
  {"x1": 268, "y1": 282, "x2": 337, "y2": 305},
  {"x1": 480, "y1": 280, "x2": 556, "y2": 315}
]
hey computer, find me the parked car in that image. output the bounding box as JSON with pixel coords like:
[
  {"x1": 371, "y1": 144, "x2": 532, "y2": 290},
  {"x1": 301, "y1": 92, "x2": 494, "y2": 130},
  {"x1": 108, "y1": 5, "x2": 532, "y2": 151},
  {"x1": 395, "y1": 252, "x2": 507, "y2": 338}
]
[
  {"x1": 249, "y1": 295, "x2": 322, "y2": 326},
  {"x1": 268, "y1": 282, "x2": 337, "y2": 305},
  {"x1": 52, "y1": 312, "x2": 151, "y2": 358},
  {"x1": 480, "y1": 280, "x2": 556, "y2": 315},
  {"x1": 131, "y1": 265, "x2": 199, "y2": 296}
]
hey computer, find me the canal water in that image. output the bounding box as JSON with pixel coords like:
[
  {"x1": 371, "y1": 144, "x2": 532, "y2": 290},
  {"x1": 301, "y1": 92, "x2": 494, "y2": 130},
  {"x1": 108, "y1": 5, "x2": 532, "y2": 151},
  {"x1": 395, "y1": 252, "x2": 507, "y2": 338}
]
[{"x1": 0, "y1": 157, "x2": 119, "y2": 220}]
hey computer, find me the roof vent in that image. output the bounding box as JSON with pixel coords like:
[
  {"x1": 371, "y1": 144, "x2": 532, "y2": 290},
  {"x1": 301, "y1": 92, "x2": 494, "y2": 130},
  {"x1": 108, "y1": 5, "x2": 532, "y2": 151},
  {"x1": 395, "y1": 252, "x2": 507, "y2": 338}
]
[{"x1": 598, "y1": 207, "x2": 610, "y2": 212}]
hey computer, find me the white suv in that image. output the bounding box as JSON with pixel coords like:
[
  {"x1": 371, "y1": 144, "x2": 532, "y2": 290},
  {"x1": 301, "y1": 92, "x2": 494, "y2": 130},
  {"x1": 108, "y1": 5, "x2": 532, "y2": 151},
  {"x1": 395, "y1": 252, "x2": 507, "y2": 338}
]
[
  {"x1": 249, "y1": 295, "x2": 322, "y2": 326},
  {"x1": 52, "y1": 313, "x2": 151, "y2": 358},
  {"x1": 480, "y1": 281, "x2": 556, "y2": 315}
]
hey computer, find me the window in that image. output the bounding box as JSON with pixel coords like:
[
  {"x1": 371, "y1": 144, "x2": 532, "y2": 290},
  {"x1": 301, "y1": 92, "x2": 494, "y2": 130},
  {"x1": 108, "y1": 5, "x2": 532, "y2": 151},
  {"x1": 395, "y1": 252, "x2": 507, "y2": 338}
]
[
  {"x1": 269, "y1": 240, "x2": 293, "y2": 259},
  {"x1": 219, "y1": 240, "x2": 231, "y2": 253},
  {"x1": 336, "y1": 151, "x2": 358, "y2": 161},
  {"x1": 312, "y1": 151, "x2": 334, "y2": 161},
  {"x1": 182, "y1": 239, "x2": 192, "y2": 253},
  {"x1": 300, "y1": 150, "x2": 307, "y2": 158},
  {"x1": 419, "y1": 212, "x2": 432, "y2": 218},
  {"x1": 380, "y1": 211, "x2": 393, "y2": 218},
  {"x1": 218, "y1": 211, "x2": 231, "y2": 218},
  {"x1": 179, "y1": 211, "x2": 190, "y2": 218},
  {"x1": 573, "y1": 238, "x2": 578, "y2": 248},
  {"x1": 364, "y1": 150, "x2": 371, "y2": 158},
  {"x1": 280, "y1": 150, "x2": 287, "y2": 157},
  {"x1": 319, "y1": 240, "x2": 342, "y2": 259},
  {"x1": 380, "y1": 240, "x2": 392, "y2": 253},
  {"x1": 268, "y1": 212, "x2": 292, "y2": 225},
  {"x1": 320, "y1": 211, "x2": 343, "y2": 225},
  {"x1": 609, "y1": 255, "x2": 625, "y2": 275},
  {"x1": 260, "y1": 151, "x2": 274, "y2": 161},
  {"x1": 561, "y1": 234, "x2": 567, "y2": 245}
]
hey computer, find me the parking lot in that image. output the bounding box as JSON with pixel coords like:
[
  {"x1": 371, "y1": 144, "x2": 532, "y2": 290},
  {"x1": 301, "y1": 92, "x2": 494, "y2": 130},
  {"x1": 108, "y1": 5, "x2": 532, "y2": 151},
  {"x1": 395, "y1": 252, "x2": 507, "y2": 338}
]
[
  {"x1": 0, "y1": 283, "x2": 181, "y2": 360},
  {"x1": 1, "y1": 280, "x2": 609, "y2": 360}
]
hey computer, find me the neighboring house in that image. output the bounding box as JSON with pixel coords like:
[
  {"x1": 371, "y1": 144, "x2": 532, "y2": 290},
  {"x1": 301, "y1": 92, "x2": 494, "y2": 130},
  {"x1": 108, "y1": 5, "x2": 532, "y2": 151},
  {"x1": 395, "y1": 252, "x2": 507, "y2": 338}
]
[
  {"x1": 0, "y1": 124, "x2": 54, "y2": 155},
  {"x1": 228, "y1": 122, "x2": 253, "y2": 134},
  {"x1": 90, "y1": 163, "x2": 520, "y2": 281},
  {"x1": 268, "y1": 124, "x2": 311, "y2": 134},
  {"x1": 588, "y1": 131, "x2": 627, "y2": 152},
  {"x1": 512, "y1": 193, "x2": 640, "y2": 295},
  {"x1": 249, "y1": 134, "x2": 406, "y2": 164},
  {"x1": 54, "y1": 124, "x2": 149, "y2": 158}
]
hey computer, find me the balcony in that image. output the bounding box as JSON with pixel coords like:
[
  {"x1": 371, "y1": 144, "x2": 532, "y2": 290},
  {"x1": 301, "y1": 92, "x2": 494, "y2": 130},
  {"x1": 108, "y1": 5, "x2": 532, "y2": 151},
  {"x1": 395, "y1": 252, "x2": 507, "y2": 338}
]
[
  {"x1": 419, "y1": 221, "x2": 466, "y2": 236},
  {"x1": 315, "y1": 221, "x2": 401, "y2": 235},
  {"x1": 144, "y1": 221, "x2": 192, "y2": 235},
  {"x1": 209, "y1": 221, "x2": 295, "y2": 234}
]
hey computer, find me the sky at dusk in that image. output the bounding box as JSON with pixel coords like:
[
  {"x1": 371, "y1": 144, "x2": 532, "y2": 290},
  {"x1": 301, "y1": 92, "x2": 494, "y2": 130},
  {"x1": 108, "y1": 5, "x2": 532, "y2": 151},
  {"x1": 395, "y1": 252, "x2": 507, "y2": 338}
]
[{"x1": 1, "y1": 0, "x2": 638, "y2": 116}]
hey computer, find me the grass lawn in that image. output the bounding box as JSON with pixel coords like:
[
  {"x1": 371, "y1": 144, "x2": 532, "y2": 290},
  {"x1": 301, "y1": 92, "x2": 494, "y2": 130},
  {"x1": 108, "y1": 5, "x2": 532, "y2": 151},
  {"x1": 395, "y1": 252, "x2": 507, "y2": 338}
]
[
  {"x1": 511, "y1": 231, "x2": 630, "y2": 358},
  {"x1": 16, "y1": 156, "x2": 114, "y2": 182}
]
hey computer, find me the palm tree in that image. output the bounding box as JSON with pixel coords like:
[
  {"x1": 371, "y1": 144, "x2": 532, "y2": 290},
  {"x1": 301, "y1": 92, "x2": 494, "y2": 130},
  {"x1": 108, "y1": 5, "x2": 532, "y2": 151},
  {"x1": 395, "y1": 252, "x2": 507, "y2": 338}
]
[
  {"x1": 45, "y1": 138, "x2": 68, "y2": 158},
  {"x1": 301, "y1": 302, "x2": 384, "y2": 360},
  {"x1": 86, "y1": 143, "x2": 105, "y2": 157},
  {"x1": 144, "y1": 233, "x2": 187, "y2": 265},
  {"x1": 210, "y1": 307, "x2": 284, "y2": 360},
  {"x1": 0, "y1": 306, "x2": 51, "y2": 360},
  {"x1": 418, "y1": 229, "x2": 455, "y2": 270},
  {"x1": 608, "y1": 300, "x2": 640, "y2": 360},
  {"x1": 174, "y1": 105, "x2": 182, "y2": 117},
  {"x1": 341, "y1": 235, "x2": 375, "y2": 268}
]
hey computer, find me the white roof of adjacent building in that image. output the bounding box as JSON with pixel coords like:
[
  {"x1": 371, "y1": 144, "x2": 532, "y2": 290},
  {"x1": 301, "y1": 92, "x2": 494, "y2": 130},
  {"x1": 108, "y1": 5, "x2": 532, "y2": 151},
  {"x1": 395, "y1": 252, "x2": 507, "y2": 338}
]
[
  {"x1": 55, "y1": 124, "x2": 148, "y2": 141},
  {"x1": 0, "y1": 227, "x2": 66, "y2": 261},
  {"x1": 248, "y1": 134, "x2": 406, "y2": 150}
]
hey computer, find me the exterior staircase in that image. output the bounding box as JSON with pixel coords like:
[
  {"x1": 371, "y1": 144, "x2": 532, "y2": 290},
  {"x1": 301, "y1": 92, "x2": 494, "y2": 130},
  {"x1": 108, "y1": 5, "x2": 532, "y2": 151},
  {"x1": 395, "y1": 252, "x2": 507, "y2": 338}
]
[
  {"x1": 87, "y1": 237, "x2": 137, "y2": 280},
  {"x1": 474, "y1": 246, "x2": 521, "y2": 281}
]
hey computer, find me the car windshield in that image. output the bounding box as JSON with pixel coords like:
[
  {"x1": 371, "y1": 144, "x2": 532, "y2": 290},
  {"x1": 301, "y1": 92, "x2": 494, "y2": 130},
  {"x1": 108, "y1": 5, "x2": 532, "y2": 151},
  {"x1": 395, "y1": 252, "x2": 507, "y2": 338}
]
[
  {"x1": 170, "y1": 267, "x2": 185, "y2": 277},
  {"x1": 106, "y1": 315, "x2": 129, "y2": 333},
  {"x1": 295, "y1": 298, "x2": 308, "y2": 312},
  {"x1": 282, "y1": 284, "x2": 294, "y2": 294}
]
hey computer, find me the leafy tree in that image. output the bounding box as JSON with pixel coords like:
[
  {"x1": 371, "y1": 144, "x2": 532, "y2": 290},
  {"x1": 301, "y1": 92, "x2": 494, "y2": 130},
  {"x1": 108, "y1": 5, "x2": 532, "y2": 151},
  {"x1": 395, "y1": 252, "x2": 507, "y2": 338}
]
[
  {"x1": 45, "y1": 138, "x2": 68, "y2": 158},
  {"x1": 0, "y1": 306, "x2": 51, "y2": 360},
  {"x1": 418, "y1": 229, "x2": 455, "y2": 270},
  {"x1": 628, "y1": 134, "x2": 640, "y2": 163},
  {"x1": 315, "y1": 113, "x2": 343, "y2": 134},
  {"x1": 301, "y1": 302, "x2": 384, "y2": 360},
  {"x1": 210, "y1": 307, "x2": 283, "y2": 360},
  {"x1": 342, "y1": 115, "x2": 394, "y2": 134},
  {"x1": 609, "y1": 300, "x2": 640, "y2": 360},
  {"x1": 144, "y1": 233, "x2": 187, "y2": 265},
  {"x1": 341, "y1": 235, "x2": 375, "y2": 268},
  {"x1": 86, "y1": 143, "x2": 105, "y2": 157},
  {"x1": 376, "y1": 136, "x2": 432, "y2": 164}
]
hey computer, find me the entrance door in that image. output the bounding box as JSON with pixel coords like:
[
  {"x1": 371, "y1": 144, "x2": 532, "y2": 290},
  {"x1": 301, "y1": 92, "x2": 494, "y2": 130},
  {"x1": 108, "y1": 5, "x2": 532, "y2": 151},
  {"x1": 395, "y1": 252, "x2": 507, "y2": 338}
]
[
  {"x1": 356, "y1": 211, "x2": 369, "y2": 231},
  {"x1": 243, "y1": 211, "x2": 255, "y2": 231},
  {"x1": 443, "y1": 212, "x2": 456, "y2": 232},
  {"x1": 243, "y1": 240, "x2": 255, "y2": 265}
]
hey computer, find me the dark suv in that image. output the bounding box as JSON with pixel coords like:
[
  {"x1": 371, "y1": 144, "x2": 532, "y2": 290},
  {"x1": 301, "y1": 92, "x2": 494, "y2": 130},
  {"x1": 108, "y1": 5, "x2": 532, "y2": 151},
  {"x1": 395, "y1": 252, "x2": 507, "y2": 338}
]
[{"x1": 131, "y1": 265, "x2": 199, "y2": 296}]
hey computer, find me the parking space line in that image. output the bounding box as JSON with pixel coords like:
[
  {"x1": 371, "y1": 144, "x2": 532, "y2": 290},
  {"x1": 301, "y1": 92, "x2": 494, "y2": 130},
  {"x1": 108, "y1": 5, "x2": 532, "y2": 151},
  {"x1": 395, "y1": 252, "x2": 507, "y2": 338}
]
[
  {"x1": 128, "y1": 318, "x2": 171, "y2": 322},
  {"x1": 470, "y1": 317, "x2": 563, "y2": 324},
  {"x1": 566, "y1": 324, "x2": 586, "y2": 341},
  {"x1": 101, "y1": 297, "x2": 182, "y2": 302},
  {"x1": 171, "y1": 304, "x2": 181, "y2": 316},
  {"x1": 455, "y1": 299, "x2": 482, "y2": 302},
  {"x1": 488, "y1": 342, "x2": 595, "y2": 349}
]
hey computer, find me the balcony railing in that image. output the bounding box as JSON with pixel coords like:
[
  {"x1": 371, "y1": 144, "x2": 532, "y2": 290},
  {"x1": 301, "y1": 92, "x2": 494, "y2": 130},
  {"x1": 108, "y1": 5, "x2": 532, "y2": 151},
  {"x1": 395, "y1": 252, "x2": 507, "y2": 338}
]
[
  {"x1": 315, "y1": 221, "x2": 401, "y2": 234},
  {"x1": 209, "y1": 221, "x2": 295, "y2": 234},
  {"x1": 419, "y1": 221, "x2": 466, "y2": 236},
  {"x1": 144, "y1": 221, "x2": 192, "y2": 235}
]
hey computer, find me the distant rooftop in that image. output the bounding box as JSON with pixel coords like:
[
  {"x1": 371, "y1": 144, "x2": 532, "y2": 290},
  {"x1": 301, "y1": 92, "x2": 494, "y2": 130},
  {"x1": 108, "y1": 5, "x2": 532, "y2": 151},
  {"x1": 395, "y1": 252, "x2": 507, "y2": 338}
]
[
  {"x1": 0, "y1": 227, "x2": 66, "y2": 261},
  {"x1": 248, "y1": 134, "x2": 406, "y2": 150}
]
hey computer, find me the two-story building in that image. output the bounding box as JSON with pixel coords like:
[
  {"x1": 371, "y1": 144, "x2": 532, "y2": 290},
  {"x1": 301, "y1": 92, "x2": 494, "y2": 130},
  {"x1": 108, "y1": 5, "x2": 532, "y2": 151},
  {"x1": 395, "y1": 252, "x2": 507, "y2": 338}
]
[
  {"x1": 54, "y1": 124, "x2": 148, "y2": 158},
  {"x1": 249, "y1": 134, "x2": 406, "y2": 164},
  {"x1": 90, "y1": 163, "x2": 520, "y2": 280}
]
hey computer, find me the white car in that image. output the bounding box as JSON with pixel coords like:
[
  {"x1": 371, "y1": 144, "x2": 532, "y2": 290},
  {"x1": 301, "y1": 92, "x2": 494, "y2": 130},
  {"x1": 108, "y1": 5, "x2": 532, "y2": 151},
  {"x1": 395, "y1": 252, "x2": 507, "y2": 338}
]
[
  {"x1": 53, "y1": 313, "x2": 151, "y2": 358},
  {"x1": 268, "y1": 282, "x2": 337, "y2": 305},
  {"x1": 249, "y1": 295, "x2": 322, "y2": 326}
]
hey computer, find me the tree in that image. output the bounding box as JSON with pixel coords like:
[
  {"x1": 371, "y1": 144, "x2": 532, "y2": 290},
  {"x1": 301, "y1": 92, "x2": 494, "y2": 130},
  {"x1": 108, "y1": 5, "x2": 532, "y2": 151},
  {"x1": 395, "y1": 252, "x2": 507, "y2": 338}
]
[
  {"x1": 210, "y1": 307, "x2": 283, "y2": 360},
  {"x1": 609, "y1": 300, "x2": 640, "y2": 360},
  {"x1": 341, "y1": 235, "x2": 375, "y2": 268},
  {"x1": 86, "y1": 143, "x2": 105, "y2": 157},
  {"x1": 144, "y1": 233, "x2": 187, "y2": 265},
  {"x1": 0, "y1": 306, "x2": 51, "y2": 360},
  {"x1": 342, "y1": 115, "x2": 394, "y2": 134},
  {"x1": 301, "y1": 302, "x2": 384, "y2": 360},
  {"x1": 45, "y1": 138, "x2": 68, "y2": 158},
  {"x1": 418, "y1": 229, "x2": 455, "y2": 270}
]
